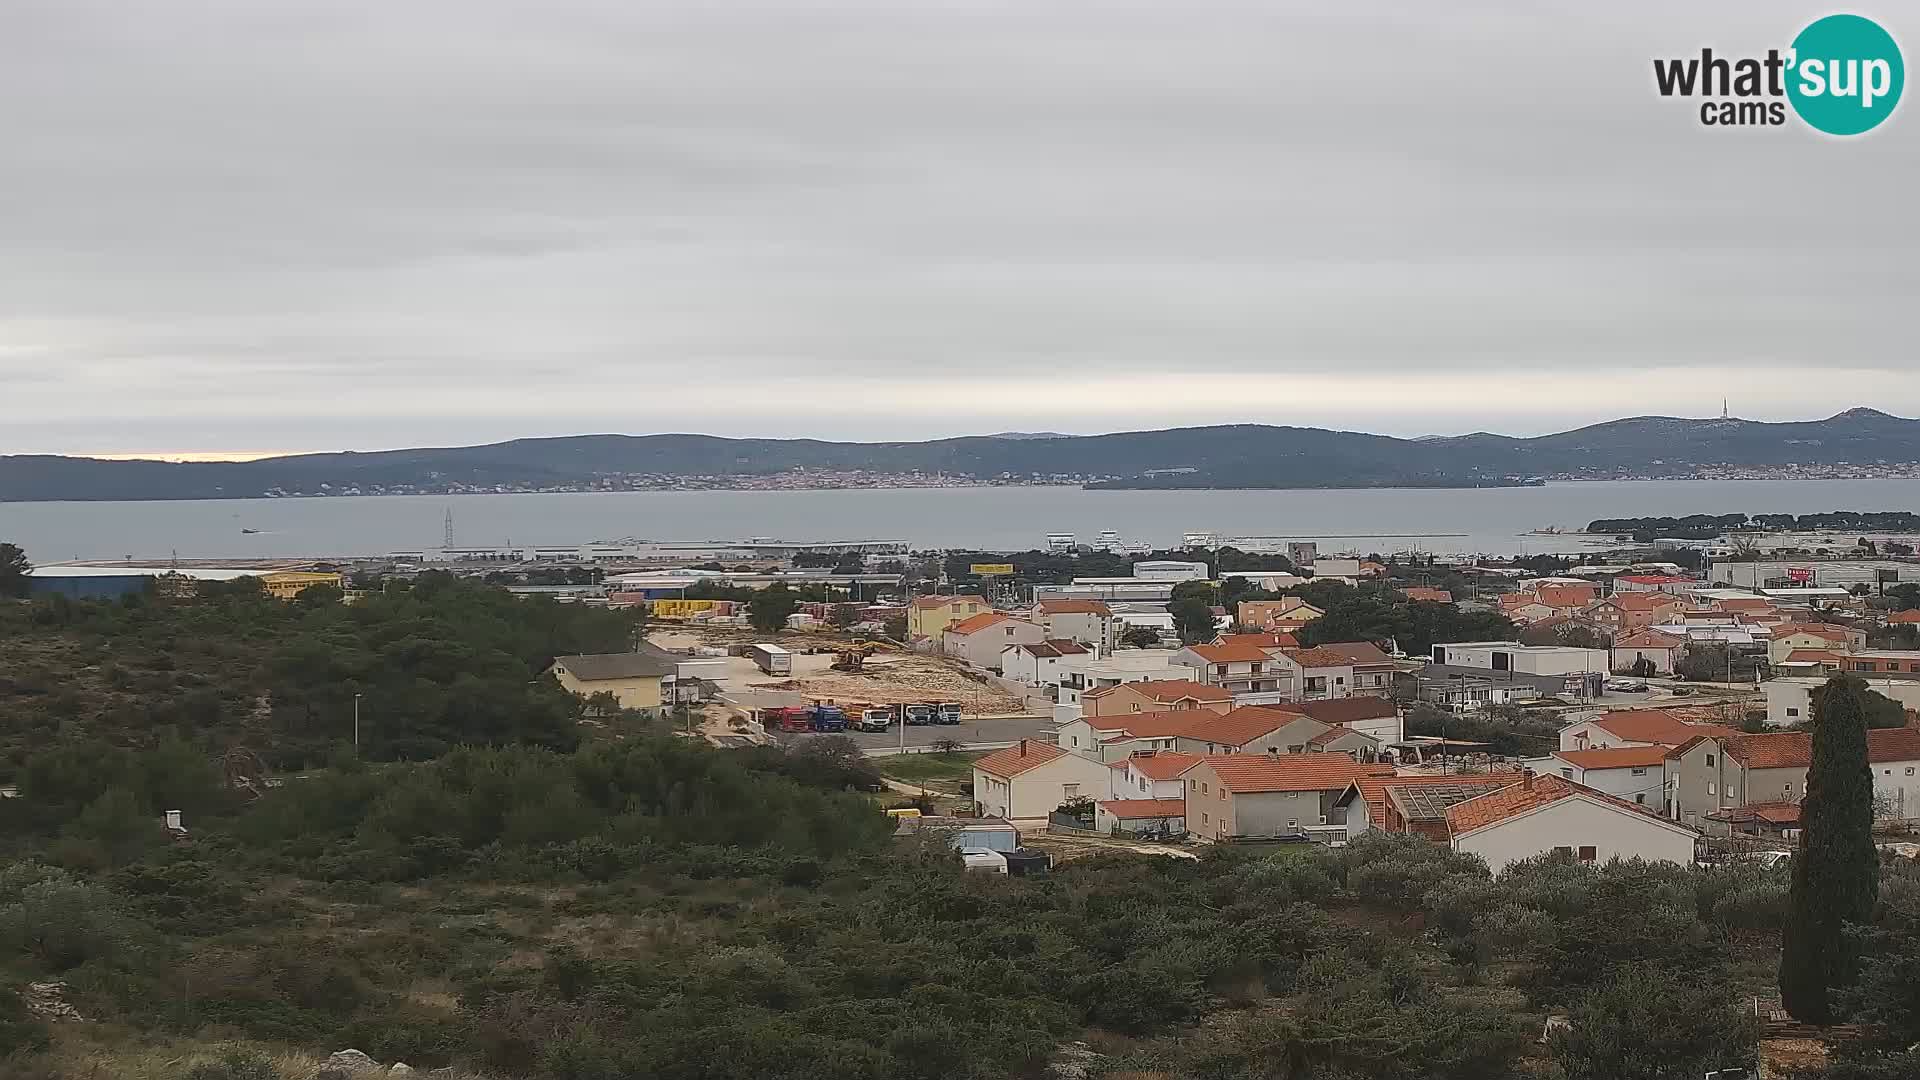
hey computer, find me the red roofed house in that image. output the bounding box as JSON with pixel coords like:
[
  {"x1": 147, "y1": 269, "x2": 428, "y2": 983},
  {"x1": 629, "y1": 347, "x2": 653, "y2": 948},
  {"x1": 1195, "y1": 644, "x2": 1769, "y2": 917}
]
[
  {"x1": 1777, "y1": 649, "x2": 1844, "y2": 674},
  {"x1": 1534, "y1": 746, "x2": 1670, "y2": 809},
  {"x1": 1174, "y1": 706, "x2": 1336, "y2": 757},
  {"x1": 1767, "y1": 623, "x2": 1865, "y2": 664},
  {"x1": 1032, "y1": 599, "x2": 1116, "y2": 652},
  {"x1": 1094, "y1": 798, "x2": 1188, "y2": 836},
  {"x1": 1107, "y1": 750, "x2": 1204, "y2": 800},
  {"x1": 1081, "y1": 679, "x2": 1232, "y2": 718},
  {"x1": 1275, "y1": 695, "x2": 1405, "y2": 743},
  {"x1": 1586, "y1": 592, "x2": 1683, "y2": 634},
  {"x1": 971, "y1": 739, "x2": 1117, "y2": 821},
  {"x1": 1498, "y1": 593, "x2": 1559, "y2": 625},
  {"x1": 1400, "y1": 586, "x2": 1453, "y2": 604},
  {"x1": 1610, "y1": 628, "x2": 1686, "y2": 675},
  {"x1": 906, "y1": 593, "x2": 989, "y2": 640},
  {"x1": 1665, "y1": 725, "x2": 1920, "y2": 828},
  {"x1": 1445, "y1": 772, "x2": 1698, "y2": 873},
  {"x1": 1838, "y1": 650, "x2": 1920, "y2": 676},
  {"x1": 1180, "y1": 755, "x2": 1393, "y2": 842},
  {"x1": 1275, "y1": 642, "x2": 1398, "y2": 700},
  {"x1": 1237, "y1": 598, "x2": 1324, "y2": 631},
  {"x1": 1058, "y1": 709, "x2": 1203, "y2": 760},
  {"x1": 1888, "y1": 610, "x2": 1920, "y2": 626},
  {"x1": 1612, "y1": 574, "x2": 1697, "y2": 595},
  {"x1": 1558, "y1": 709, "x2": 1737, "y2": 752},
  {"x1": 1536, "y1": 583, "x2": 1600, "y2": 610},
  {"x1": 1216, "y1": 631, "x2": 1301, "y2": 650},
  {"x1": 942, "y1": 612, "x2": 1045, "y2": 670},
  {"x1": 1333, "y1": 772, "x2": 1523, "y2": 841},
  {"x1": 1175, "y1": 641, "x2": 1293, "y2": 699}
]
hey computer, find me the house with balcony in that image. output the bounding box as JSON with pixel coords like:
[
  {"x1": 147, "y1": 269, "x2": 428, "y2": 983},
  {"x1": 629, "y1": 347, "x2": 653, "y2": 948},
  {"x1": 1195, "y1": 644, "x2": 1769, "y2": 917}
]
[{"x1": 1174, "y1": 641, "x2": 1293, "y2": 701}]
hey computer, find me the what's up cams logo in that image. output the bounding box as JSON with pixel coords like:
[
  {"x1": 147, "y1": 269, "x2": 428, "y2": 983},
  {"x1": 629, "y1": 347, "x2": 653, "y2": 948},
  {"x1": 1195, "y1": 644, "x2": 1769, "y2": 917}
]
[{"x1": 1654, "y1": 13, "x2": 1903, "y2": 134}]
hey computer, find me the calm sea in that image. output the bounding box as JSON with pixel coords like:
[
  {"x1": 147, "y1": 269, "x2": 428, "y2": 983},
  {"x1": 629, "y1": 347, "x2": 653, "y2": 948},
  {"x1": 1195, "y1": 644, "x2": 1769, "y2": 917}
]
[{"x1": 4, "y1": 479, "x2": 1920, "y2": 563}]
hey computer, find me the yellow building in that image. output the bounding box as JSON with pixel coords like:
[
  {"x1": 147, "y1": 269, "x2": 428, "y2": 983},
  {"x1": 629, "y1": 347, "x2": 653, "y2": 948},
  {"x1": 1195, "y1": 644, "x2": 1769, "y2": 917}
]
[
  {"x1": 260, "y1": 571, "x2": 345, "y2": 600},
  {"x1": 906, "y1": 593, "x2": 991, "y2": 640},
  {"x1": 549, "y1": 651, "x2": 676, "y2": 715}
]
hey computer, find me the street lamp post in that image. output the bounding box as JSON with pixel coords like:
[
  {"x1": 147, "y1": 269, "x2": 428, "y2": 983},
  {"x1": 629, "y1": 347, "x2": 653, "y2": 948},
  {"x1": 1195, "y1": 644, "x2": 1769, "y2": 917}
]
[{"x1": 353, "y1": 693, "x2": 362, "y2": 751}]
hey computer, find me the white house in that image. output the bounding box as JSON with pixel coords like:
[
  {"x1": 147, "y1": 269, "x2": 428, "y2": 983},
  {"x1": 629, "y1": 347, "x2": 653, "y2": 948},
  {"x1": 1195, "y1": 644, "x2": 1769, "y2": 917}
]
[
  {"x1": 1525, "y1": 746, "x2": 1669, "y2": 809},
  {"x1": 1445, "y1": 773, "x2": 1699, "y2": 874},
  {"x1": 943, "y1": 613, "x2": 1046, "y2": 671},
  {"x1": 1766, "y1": 676, "x2": 1920, "y2": 729},
  {"x1": 971, "y1": 739, "x2": 1117, "y2": 821},
  {"x1": 1032, "y1": 599, "x2": 1116, "y2": 652},
  {"x1": 999, "y1": 639, "x2": 1089, "y2": 687},
  {"x1": 1432, "y1": 641, "x2": 1609, "y2": 677},
  {"x1": 1106, "y1": 750, "x2": 1203, "y2": 800},
  {"x1": 1610, "y1": 629, "x2": 1686, "y2": 676}
]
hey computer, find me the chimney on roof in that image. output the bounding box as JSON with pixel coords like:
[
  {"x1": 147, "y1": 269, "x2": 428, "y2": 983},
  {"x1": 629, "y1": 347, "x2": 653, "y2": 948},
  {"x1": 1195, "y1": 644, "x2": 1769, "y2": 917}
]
[
  {"x1": 1521, "y1": 769, "x2": 1534, "y2": 790},
  {"x1": 1018, "y1": 739, "x2": 1027, "y2": 757}
]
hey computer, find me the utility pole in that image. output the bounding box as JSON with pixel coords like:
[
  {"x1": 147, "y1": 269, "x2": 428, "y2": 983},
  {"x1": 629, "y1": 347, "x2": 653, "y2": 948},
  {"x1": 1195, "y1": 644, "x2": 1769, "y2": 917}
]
[{"x1": 353, "y1": 693, "x2": 362, "y2": 751}]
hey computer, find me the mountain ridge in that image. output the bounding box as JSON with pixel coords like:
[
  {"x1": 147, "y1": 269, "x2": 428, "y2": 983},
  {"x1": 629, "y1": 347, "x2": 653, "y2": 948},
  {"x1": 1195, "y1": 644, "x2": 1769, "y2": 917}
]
[{"x1": 5, "y1": 410, "x2": 1918, "y2": 501}]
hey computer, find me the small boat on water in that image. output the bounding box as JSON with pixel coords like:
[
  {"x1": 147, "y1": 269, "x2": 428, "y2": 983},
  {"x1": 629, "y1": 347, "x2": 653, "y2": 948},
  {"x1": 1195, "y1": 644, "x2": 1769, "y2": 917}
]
[{"x1": 240, "y1": 528, "x2": 261, "y2": 535}]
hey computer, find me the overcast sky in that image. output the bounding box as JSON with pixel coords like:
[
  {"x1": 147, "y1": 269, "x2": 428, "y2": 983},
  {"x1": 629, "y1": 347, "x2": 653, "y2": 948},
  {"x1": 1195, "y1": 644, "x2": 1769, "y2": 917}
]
[{"x1": 2, "y1": 1, "x2": 1915, "y2": 457}]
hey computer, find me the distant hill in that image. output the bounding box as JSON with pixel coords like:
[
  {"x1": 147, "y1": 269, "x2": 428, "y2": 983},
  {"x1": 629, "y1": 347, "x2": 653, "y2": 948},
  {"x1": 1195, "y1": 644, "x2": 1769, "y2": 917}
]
[{"x1": 6, "y1": 409, "x2": 1920, "y2": 501}]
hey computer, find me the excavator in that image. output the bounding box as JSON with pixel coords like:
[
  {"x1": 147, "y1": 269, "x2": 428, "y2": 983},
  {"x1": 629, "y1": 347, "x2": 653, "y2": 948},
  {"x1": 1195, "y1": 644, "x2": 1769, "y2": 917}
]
[{"x1": 831, "y1": 639, "x2": 897, "y2": 672}]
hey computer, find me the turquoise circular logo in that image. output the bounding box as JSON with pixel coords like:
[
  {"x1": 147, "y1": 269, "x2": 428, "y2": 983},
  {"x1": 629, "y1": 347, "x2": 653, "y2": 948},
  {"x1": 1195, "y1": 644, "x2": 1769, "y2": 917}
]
[{"x1": 1787, "y1": 14, "x2": 1904, "y2": 135}]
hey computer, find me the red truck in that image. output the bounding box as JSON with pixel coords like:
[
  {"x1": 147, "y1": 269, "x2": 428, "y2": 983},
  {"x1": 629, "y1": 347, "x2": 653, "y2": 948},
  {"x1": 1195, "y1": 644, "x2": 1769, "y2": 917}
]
[{"x1": 763, "y1": 706, "x2": 814, "y2": 733}]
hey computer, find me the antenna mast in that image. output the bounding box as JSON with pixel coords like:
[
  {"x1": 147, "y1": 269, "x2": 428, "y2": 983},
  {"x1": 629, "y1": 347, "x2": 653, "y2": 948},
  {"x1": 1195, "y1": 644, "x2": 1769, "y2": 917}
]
[{"x1": 444, "y1": 507, "x2": 455, "y2": 548}]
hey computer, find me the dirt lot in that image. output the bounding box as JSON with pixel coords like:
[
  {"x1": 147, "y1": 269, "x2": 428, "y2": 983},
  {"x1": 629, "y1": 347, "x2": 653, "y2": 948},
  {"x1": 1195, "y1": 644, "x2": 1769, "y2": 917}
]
[{"x1": 754, "y1": 654, "x2": 1025, "y2": 714}]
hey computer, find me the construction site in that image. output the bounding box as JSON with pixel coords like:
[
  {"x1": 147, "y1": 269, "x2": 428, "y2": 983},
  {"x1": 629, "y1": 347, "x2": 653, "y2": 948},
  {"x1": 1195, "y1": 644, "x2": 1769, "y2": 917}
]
[{"x1": 649, "y1": 627, "x2": 1029, "y2": 716}]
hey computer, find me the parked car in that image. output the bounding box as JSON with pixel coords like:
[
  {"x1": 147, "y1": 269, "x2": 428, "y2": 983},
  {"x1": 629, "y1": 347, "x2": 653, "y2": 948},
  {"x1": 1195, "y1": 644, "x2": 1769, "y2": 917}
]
[
  {"x1": 905, "y1": 704, "x2": 936, "y2": 726},
  {"x1": 936, "y1": 702, "x2": 963, "y2": 725},
  {"x1": 1605, "y1": 679, "x2": 1649, "y2": 693}
]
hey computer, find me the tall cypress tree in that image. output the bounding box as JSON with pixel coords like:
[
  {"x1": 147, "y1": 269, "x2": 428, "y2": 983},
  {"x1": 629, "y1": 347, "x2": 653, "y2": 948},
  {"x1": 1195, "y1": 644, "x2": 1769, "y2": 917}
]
[{"x1": 1779, "y1": 675, "x2": 1881, "y2": 1024}]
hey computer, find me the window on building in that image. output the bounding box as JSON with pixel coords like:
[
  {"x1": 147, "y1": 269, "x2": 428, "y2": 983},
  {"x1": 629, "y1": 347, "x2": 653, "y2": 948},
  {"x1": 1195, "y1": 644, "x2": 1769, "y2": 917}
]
[
  {"x1": 1631, "y1": 768, "x2": 1647, "y2": 776},
  {"x1": 1706, "y1": 754, "x2": 1716, "y2": 766},
  {"x1": 1201, "y1": 782, "x2": 1209, "y2": 794},
  {"x1": 1908, "y1": 767, "x2": 1916, "y2": 776},
  {"x1": 1219, "y1": 789, "x2": 1226, "y2": 801},
  {"x1": 1063, "y1": 784, "x2": 1079, "y2": 797},
  {"x1": 1578, "y1": 846, "x2": 1598, "y2": 863},
  {"x1": 1786, "y1": 708, "x2": 1799, "y2": 717},
  {"x1": 1553, "y1": 845, "x2": 1573, "y2": 856},
  {"x1": 1560, "y1": 768, "x2": 1573, "y2": 779},
  {"x1": 1708, "y1": 782, "x2": 1716, "y2": 795},
  {"x1": 1202, "y1": 813, "x2": 1209, "y2": 825},
  {"x1": 1635, "y1": 794, "x2": 1646, "y2": 805}
]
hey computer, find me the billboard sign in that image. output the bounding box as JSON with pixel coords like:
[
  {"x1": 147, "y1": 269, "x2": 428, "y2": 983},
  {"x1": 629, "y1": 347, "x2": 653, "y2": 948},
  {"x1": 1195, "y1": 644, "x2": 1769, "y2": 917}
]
[
  {"x1": 970, "y1": 563, "x2": 1014, "y2": 576},
  {"x1": 1786, "y1": 566, "x2": 1814, "y2": 584}
]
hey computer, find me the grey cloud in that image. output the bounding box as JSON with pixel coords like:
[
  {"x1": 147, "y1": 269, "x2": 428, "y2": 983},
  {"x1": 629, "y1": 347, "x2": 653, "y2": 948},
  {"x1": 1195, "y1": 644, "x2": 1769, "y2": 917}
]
[{"x1": 0, "y1": 1, "x2": 1915, "y2": 454}]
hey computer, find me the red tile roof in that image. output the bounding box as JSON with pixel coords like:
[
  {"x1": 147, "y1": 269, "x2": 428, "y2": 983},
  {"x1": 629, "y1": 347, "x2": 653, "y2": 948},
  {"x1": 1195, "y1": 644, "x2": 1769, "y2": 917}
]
[
  {"x1": 1304, "y1": 641, "x2": 1395, "y2": 665},
  {"x1": 1082, "y1": 709, "x2": 1217, "y2": 738},
  {"x1": 1193, "y1": 754, "x2": 1393, "y2": 794},
  {"x1": 1444, "y1": 773, "x2": 1684, "y2": 836},
  {"x1": 1553, "y1": 746, "x2": 1672, "y2": 770},
  {"x1": 1272, "y1": 696, "x2": 1399, "y2": 726},
  {"x1": 1618, "y1": 574, "x2": 1693, "y2": 585},
  {"x1": 1098, "y1": 798, "x2": 1188, "y2": 819},
  {"x1": 1610, "y1": 592, "x2": 1681, "y2": 610},
  {"x1": 1289, "y1": 646, "x2": 1364, "y2": 668},
  {"x1": 1401, "y1": 587, "x2": 1453, "y2": 603},
  {"x1": 1014, "y1": 639, "x2": 1088, "y2": 658},
  {"x1": 946, "y1": 612, "x2": 1011, "y2": 635},
  {"x1": 1782, "y1": 649, "x2": 1844, "y2": 665},
  {"x1": 1746, "y1": 801, "x2": 1803, "y2": 824},
  {"x1": 1888, "y1": 610, "x2": 1920, "y2": 625},
  {"x1": 1036, "y1": 599, "x2": 1113, "y2": 616},
  {"x1": 1780, "y1": 624, "x2": 1851, "y2": 641},
  {"x1": 1585, "y1": 709, "x2": 1737, "y2": 746},
  {"x1": 1186, "y1": 642, "x2": 1276, "y2": 663},
  {"x1": 972, "y1": 739, "x2": 1069, "y2": 778},
  {"x1": 1183, "y1": 706, "x2": 1313, "y2": 748},
  {"x1": 1116, "y1": 751, "x2": 1204, "y2": 780},
  {"x1": 1538, "y1": 584, "x2": 1600, "y2": 609},
  {"x1": 1727, "y1": 727, "x2": 1920, "y2": 770},
  {"x1": 1092, "y1": 679, "x2": 1233, "y2": 703}
]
